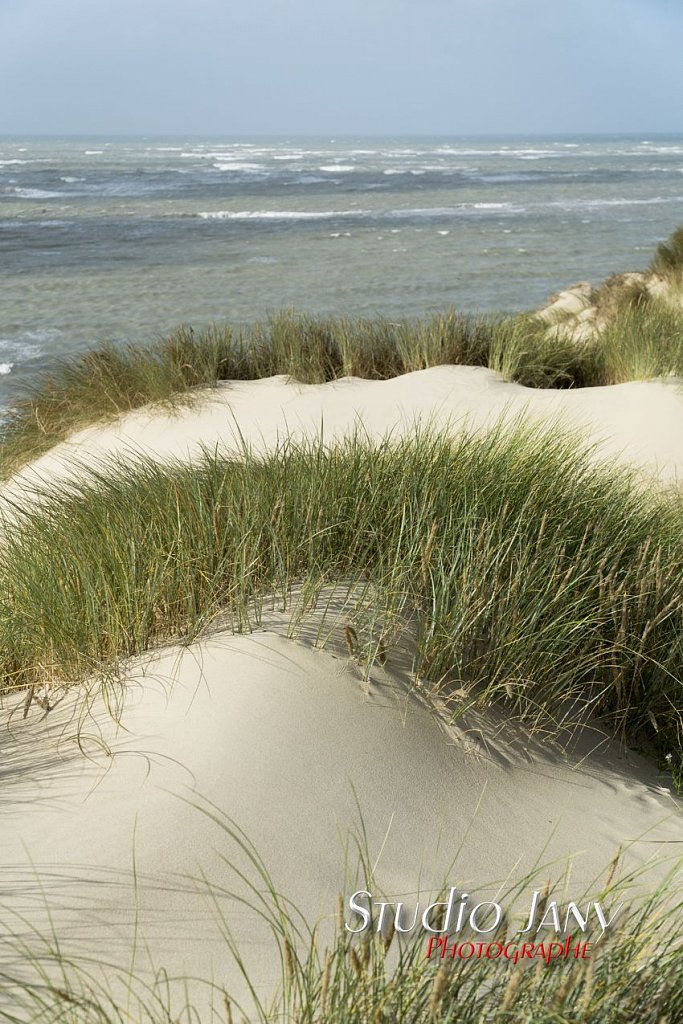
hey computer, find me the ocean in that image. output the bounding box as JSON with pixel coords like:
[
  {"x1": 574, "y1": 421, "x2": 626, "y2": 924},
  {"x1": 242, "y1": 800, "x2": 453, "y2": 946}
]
[{"x1": 2, "y1": 134, "x2": 683, "y2": 406}]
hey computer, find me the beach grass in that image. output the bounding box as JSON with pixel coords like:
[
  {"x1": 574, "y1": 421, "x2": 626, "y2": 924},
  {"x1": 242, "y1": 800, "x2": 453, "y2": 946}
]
[
  {"x1": 1, "y1": 817, "x2": 680, "y2": 1024},
  {"x1": 0, "y1": 311, "x2": 521, "y2": 478},
  {"x1": 1, "y1": 224, "x2": 683, "y2": 479},
  {"x1": 2, "y1": 300, "x2": 683, "y2": 481},
  {"x1": 2, "y1": 426, "x2": 681, "y2": 764},
  {"x1": 594, "y1": 304, "x2": 683, "y2": 384},
  {"x1": 651, "y1": 224, "x2": 683, "y2": 278}
]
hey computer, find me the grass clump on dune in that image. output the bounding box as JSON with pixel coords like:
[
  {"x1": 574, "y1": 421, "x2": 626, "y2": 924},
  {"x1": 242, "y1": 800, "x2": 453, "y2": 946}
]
[
  {"x1": 2, "y1": 224, "x2": 683, "y2": 480},
  {"x1": 2, "y1": 427, "x2": 682, "y2": 763},
  {"x1": 594, "y1": 304, "x2": 683, "y2": 385},
  {"x1": 267, "y1": 894, "x2": 682, "y2": 1024},
  {"x1": 651, "y1": 224, "x2": 683, "y2": 278},
  {"x1": 0, "y1": 326, "x2": 238, "y2": 480},
  {"x1": 0, "y1": 308, "x2": 618, "y2": 480},
  {"x1": 543, "y1": 303, "x2": 683, "y2": 386}
]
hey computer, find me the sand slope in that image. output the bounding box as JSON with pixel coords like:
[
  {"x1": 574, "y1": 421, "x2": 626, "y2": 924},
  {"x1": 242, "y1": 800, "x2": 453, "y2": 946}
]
[
  {"x1": 1, "y1": 631, "x2": 681, "y2": 1012},
  {"x1": 5, "y1": 368, "x2": 683, "y2": 506}
]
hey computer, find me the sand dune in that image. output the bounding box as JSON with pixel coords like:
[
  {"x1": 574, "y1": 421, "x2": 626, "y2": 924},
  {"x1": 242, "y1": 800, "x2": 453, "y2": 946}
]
[
  {"x1": 1, "y1": 367, "x2": 682, "y2": 1014},
  {"x1": 1, "y1": 629, "x2": 680, "y2": 1012},
  {"x1": 4, "y1": 368, "x2": 683, "y2": 506}
]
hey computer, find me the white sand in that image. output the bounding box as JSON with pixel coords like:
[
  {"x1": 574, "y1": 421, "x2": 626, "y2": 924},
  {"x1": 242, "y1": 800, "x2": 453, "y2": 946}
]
[
  {"x1": 4, "y1": 368, "x2": 683, "y2": 505},
  {"x1": 1, "y1": 632, "x2": 680, "y2": 1013},
  {"x1": 1, "y1": 367, "x2": 682, "y2": 1013}
]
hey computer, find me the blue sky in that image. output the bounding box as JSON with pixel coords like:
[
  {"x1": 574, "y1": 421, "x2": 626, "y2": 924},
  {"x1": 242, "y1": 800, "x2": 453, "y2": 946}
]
[{"x1": 1, "y1": 0, "x2": 681, "y2": 135}]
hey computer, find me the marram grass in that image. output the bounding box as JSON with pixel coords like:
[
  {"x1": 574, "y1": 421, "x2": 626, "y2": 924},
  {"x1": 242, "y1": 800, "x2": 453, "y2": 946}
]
[
  {"x1": 0, "y1": 310, "x2": 556, "y2": 479},
  {"x1": 2, "y1": 223, "x2": 683, "y2": 480},
  {"x1": 651, "y1": 224, "x2": 683, "y2": 277},
  {"x1": 0, "y1": 810, "x2": 680, "y2": 1024},
  {"x1": 593, "y1": 304, "x2": 683, "y2": 385},
  {"x1": 2, "y1": 295, "x2": 683, "y2": 480},
  {"x1": 2, "y1": 426, "x2": 682, "y2": 764}
]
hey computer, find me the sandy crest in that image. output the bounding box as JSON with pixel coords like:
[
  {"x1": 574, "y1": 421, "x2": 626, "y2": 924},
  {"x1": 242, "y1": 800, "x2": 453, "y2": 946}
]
[{"x1": 4, "y1": 368, "x2": 683, "y2": 505}]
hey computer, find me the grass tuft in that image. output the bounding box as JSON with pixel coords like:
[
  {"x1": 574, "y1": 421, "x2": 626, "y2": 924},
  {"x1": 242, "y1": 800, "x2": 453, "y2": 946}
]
[
  {"x1": 2, "y1": 426, "x2": 682, "y2": 761},
  {"x1": 1, "y1": 836, "x2": 680, "y2": 1023},
  {"x1": 651, "y1": 224, "x2": 683, "y2": 277},
  {"x1": 2, "y1": 297, "x2": 683, "y2": 480}
]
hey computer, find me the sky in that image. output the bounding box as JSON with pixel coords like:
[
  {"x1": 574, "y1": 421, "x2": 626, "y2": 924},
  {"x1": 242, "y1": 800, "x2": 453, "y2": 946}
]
[{"x1": 1, "y1": 0, "x2": 682, "y2": 136}]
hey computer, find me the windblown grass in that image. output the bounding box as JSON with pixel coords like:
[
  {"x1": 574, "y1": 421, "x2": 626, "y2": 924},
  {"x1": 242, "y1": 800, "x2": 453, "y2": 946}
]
[
  {"x1": 267, "y1": 895, "x2": 682, "y2": 1024},
  {"x1": 0, "y1": 311, "x2": 520, "y2": 478},
  {"x1": 651, "y1": 224, "x2": 683, "y2": 278},
  {"x1": 593, "y1": 304, "x2": 683, "y2": 384},
  {"x1": 1, "y1": 811, "x2": 680, "y2": 1023},
  {"x1": 0, "y1": 306, "x2": 635, "y2": 480},
  {"x1": 2, "y1": 227, "x2": 683, "y2": 479},
  {"x1": 2, "y1": 427, "x2": 682, "y2": 762},
  {"x1": 539, "y1": 300, "x2": 683, "y2": 384},
  {"x1": 0, "y1": 325, "x2": 239, "y2": 479}
]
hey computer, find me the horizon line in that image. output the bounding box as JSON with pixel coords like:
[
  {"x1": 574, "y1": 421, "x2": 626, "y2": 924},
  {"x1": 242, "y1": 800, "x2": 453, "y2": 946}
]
[{"x1": 1, "y1": 129, "x2": 682, "y2": 140}]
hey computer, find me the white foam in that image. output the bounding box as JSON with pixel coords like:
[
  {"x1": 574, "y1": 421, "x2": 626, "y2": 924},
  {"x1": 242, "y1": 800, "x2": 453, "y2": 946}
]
[
  {"x1": 197, "y1": 209, "x2": 368, "y2": 221},
  {"x1": 185, "y1": 149, "x2": 266, "y2": 161},
  {"x1": 84, "y1": 150, "x2": 104, "y2": 155},
  {"x1": 550, "y1": 195, "x2": 683, "y2": 210},
  {"x1": 0, "y1": 363, "x2": 13, "y2": 375},
  {"x1": 435, "y1": 146, "x2": 557, "y2": 158},
  {"x1": 23, "y1": 328, "x2": 62, "y2": 343},
  {"x1": 319, "y1": 165, "x2": 355, "y2": 173},
  {"x1": 60, "y1": 176, "x2": 86, "y2": 183},
  {"x1": 212, "y1": 162, "x2": 267, "y2": 172},
  {"x1": 0, "y1": 328, "x2": 62, "y2": 361},
  {"x1": 296, "y1": 175, "x2": 331, "y2": 184},
  {"x1": 472, "y1": 202, "x2": 516, "y2": 209},
  {"x1": 638, "y1": 145, "x2": 683, "y2": 155},
  {"x1": 197, "y1": 202, "x2": 523, "y2": 223},
  {"x1": 12, "y1": 187, "x2": 64, "y2": 199},
  {"x1": 0, "y1": 158, "x2": 49, "y2": 166},
  {"x1": 389, "y1": 203, "x2": 520, "y2": 217}
]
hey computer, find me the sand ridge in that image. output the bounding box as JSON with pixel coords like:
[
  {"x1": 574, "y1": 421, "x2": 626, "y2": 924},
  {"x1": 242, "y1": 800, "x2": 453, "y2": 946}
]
[{"x1": 4, "y1": 368, "x2": 683, "y2": 507}]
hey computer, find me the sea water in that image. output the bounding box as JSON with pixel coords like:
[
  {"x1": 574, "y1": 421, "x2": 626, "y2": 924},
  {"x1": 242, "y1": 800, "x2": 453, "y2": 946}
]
[{"x1": 2, "y1": 134, "x2": 683, "y2": 406}]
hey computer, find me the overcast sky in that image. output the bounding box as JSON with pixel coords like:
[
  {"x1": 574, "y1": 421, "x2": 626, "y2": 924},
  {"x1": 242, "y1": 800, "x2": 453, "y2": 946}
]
[{"x1": 1, "y1": 0, "x2": 681, "y2": 136}]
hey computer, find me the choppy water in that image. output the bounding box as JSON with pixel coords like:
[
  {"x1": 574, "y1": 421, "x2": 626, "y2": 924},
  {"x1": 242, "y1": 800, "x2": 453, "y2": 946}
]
[{"x1": 2, "y1": 134, "x2": 683, "y2": 405}]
